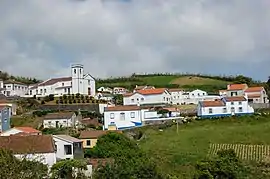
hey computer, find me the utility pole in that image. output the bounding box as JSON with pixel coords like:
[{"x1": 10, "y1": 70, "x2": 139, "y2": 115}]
[{"x1": 176, "y1": 120, "x2": 179, "y2": 134}]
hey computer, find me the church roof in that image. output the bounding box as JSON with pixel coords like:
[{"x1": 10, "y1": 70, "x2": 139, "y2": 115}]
[{"x1": 30, "y1": 77, "x2": 71, "y2": 89}]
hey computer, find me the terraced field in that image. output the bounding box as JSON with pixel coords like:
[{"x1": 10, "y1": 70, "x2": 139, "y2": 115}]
[{"x1": 208, "y1": 143, "x2": 270, "y2": 161}]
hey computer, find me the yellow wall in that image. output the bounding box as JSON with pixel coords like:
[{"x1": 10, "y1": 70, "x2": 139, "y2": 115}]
[
  {"x1": 108, "y1": 125, "x2": 117, "y2": 131},
  {"x1": 81, "y1": 138, "x2": 98, "y2": 148}
]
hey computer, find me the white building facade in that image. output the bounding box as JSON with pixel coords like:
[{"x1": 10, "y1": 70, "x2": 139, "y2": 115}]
[
  {"x1": 123, "y1": 88, "x2": 172, "y2": 106},
  {"x1": 104, "y1": 105, "x2": 182, "y2": 130},
  {"x1": 43, "y1": 112, "x2": 77, "y2": 128},
  {"x1": 0, "y1": 80, "x2": 28, "y2": 97},
  {"x1": 197, "y1": 96, "x2": 254, "y2": 118},
  {"x1": 26, "y1": 64, "x2": 95, "y2": 97}
]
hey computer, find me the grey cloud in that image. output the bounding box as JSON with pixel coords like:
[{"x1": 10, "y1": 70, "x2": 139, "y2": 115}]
[{"x1": 0, "y1": 0, "x2": 269, "y2": 80}]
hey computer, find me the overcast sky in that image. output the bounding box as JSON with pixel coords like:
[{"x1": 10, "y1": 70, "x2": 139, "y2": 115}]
[{"x1": 0, "y1": 0, "x2": 269, "y2": 80}]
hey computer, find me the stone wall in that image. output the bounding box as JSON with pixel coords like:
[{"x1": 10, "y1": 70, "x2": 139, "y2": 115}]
[{"x1": 39, "y1": 104, "x2": 100, "y2": 113}]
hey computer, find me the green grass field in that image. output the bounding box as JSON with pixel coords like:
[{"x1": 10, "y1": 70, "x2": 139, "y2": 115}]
[
  {"x1": 97, "y1": 75, "x2": 230, "y2": 93},
  {"x1": 138, "y1": 115, "x2": 270, "y2": 178}
]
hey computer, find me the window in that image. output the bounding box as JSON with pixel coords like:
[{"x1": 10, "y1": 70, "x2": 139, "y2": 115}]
[
  {"x1": 80, "y1": 69, "x2": 82, "y2": 74},
  {"x1": 223, "y1": 108, "x2": 227, "y2": 113},
  {"x1": 74, "y1": 69, "x2": 76, "y2": 74},
  {"x1": 164, "y1": 97, "x2": 166, "y2": 101},
  {"x1": 231, "y1": 102, "x2": 234, "y2": 105},
  {"x1": 120, "y1": 113, "x2": 125, "y2": 121},
  {"x1": 137, "y1": 98, "x2": 139, "y2": 101},
  {"x1": 231, "y1": 107, "x2": 235, "y2": 113},
  {"x1": 64, "y1": 88, "x2": 67, "y2": 93},
  {"x1": 88, "y1": 80, "x2": 90, "y2": 85},
  {"x1": 86, "y1": 140, "x2": 91, "y2": 146},
  {"x1": 141, "y1": 98, "x2": 144, "y2": 101},
  {"x1": 40, "y1": 89, "x2": 42, "y2": 93},
  {"x1": 130, "y1": 112, "x2": 135, "y2": 118},
  {"x1": 62, "y1": 83, "x2": 64, "y2": 86},
  {"x1": 64, "y1": 145, "x2": 72, "y2": 155},
  {"x1": 238, "y1": 101, "x2": 242, "y2": 105},
  {"x1": 209, "y1": 108, "x2": 213, "y2": 114},
  {"x1": 44, "y1": 89, "x2": 47, "y2": 93},
  {"x1": 54, "y1": 145, "x2": 57, "y2": 151},
  {"x1": 131, "y1": 99, "x2": 134, "y2": 103},
  {"x1": 239, "y1": 107, "x2": 243, "y2": 112},
  {"x1": 110, "y1": 113, "x2": 114, "y2": 119},
  {"x1": 198, "y1": 93, "x2": 200, "y2": 96}
]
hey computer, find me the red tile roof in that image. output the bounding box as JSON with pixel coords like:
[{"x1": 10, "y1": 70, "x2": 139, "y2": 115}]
[
  {"x1": 137, "y1": 88, "x2": 167, "y2": 95},
  {"x1": 227, "y1": 84, "x2": 247, "y2": 90},
  {"x1": 245, "y1": 87, "x2": 264, "y2": 93},
  {"x1": 105, "y1": 105, "x2": 140, "y2": 111},
  {"x1": 224, "y1": 96, "x2": 247, "y2": 102},
  {"x1": 168, "y1": 88, "x2": 183, "y2": 92},
  {"x1": 247, "y1": 94, "x2": 261, "y2": 98},
  {"x1": 14, "y1": 127, "x2": 41, "y2": 134},
  {"x1": 200, "y1": 100, "x2": 225, "y2": 107},
  {"x1": 122, "y1": 92, "x2": 134, "y2": 97},
  {"x1": 0, "y1": 135, "x2": 55, "y2": 154}
]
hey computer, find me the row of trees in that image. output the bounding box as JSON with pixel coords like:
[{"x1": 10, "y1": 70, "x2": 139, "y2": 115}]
[{"x1": 0, "y1": 71, "x2": 40, "y2": 84}]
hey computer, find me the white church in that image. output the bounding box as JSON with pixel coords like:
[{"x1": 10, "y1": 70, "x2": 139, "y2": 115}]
[{"x1": 25, "y1": 64, "x2": 96, "y2": 97}]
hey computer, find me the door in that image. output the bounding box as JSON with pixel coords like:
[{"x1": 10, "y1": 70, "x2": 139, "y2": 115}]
[
  {"x1": 120, "y1": 113, "x2": 125, "y2": 121},
  {"x1": 56, "y1": 121, "x2": 59, "y2": 128},
  {"x1": 88, "y1": 87, "x2": 91, "y2": 95}
]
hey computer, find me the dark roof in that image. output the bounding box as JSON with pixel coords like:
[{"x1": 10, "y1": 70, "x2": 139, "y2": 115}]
[
  {"x1": 44, "y1": 112, "x2": 75, "y2": 120},
  {"x1": 30, "y1": 77, "x2": 72, "y2": 89},
  {"x1": 3, "y1": 80, "x2": 27, "y2": 85},
  {"x1": 79, "y1": 130, "x2": 122, "y2": 139},
  {"x1": 105, "y1": 105, "x2": 141, "y2": 112},
  {"x1": 0, "y1": 135, "x2": 55, "y2": 154},
  {"x1": 224, "y1": 96, "x2": 247, "y2": 102}
]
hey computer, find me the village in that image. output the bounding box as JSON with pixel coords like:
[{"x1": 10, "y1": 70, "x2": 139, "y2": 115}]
[{"x1": 0, "y1": 63, "x2": 269, "y2": 177}]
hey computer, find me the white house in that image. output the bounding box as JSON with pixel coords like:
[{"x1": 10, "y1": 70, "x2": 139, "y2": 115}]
[
  {"x1": 104, "y1": 105, "x2": 182, "y2": 130},
  {"x1": 219, "y1": 84, "x2": 268, "y2": 103},
  {"x1": 0, "y1": 135, "x2": 56, "y2": 168},
  {"x1": 53, "y1": 135, "x2": 83, "y2": 161},
  {"x1": 169, "y1": 89, "x2": 220, "y2": 105},
  {"x1": 197, "y1": 96, "x2": 254, "y2": 118},
  {"x1": 123, "y1": 88, "x2": 171, "y2": 106},
  {"x1": 97, "y1": 87, "x2": 113, "y2": 93},
  {"x1": 0, "y1": 126, "x2": 41, "y2": 136},
  {"x1": 25, "y1": 64, "x2": 95, "y2": 97},
  {"x1": 96, "y1": 92, "x2": 114, "y2": 101},
  {"x1": 0, "y1": 80, "x2": 28, "y2": 97},
  {"x1": 43, "y1": 112, "x2": 77, "y2": 128},
  {"x1": 113, "y1": 87, "x2": 128, "y2": 95}
]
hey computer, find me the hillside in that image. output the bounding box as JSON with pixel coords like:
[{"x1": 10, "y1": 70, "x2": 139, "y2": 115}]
[
  {"x1": 96, "y1": 74, "x2": 256, "y2": 93},
  {"x1": 0, "y1": 71, "x2": 40, "y2": 84},
  {"x1": 138, "y1": 115, "x2": 270, "y2": 178}
]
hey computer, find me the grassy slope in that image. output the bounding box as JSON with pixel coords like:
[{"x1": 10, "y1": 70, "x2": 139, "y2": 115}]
[
  {"x1": 97, "y1": 75, "x2": 229, "y2": 93},
  {"x1": 139, "y1": 116, "x2": 270, "y2": 178}
]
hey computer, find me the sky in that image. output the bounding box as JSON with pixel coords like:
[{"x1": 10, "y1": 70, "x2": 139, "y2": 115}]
[{"x1": 0, "y1": 0, "x2": 269, "y2": 81}]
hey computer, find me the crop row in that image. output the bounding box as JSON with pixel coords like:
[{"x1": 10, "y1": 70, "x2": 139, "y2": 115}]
[{"x1": 208, "y1": 143, "x2": 270, "y2": 161}]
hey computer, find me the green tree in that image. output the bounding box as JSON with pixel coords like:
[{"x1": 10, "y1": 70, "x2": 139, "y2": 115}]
[
  {"x1": 195, "y1": 149, "x2": 249, "y2": 179},
  {"x1": 112, "y1": 94, "x2": 123, "y2": 105},
  {"x1": 91, "y1": 133, "x2": 163, "y2": 179},
  {"x1": 50, "y1": 159, "x2": 87, "y2": 179},
  {"x1": 234, "y1": 75, "x2": 253, "y2": 85},
  {"x1": 0, "y1": 148, "x2": 48, "y2": 179}
]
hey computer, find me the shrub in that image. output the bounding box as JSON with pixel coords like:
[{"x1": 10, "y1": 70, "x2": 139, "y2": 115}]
[
  {"x1": 64, "y1": 100, "x2": 68, "y2": 104},
  {"x1": 33, "y1": 95, "x2": 36, "y2": 99},
  {"x1": 59, "y1": 99, "x2": 63, "y2": 104},
  {"x1": 55, "y1": 100, "x2": 59, "y2": 104},
  {"x1": 48, "y1": 94, "x2": 54, "y2": 101},
  {"x1": 63, "y1": 94, "x2": 67, "y2": 100},
  {"x1": 76, "y1": 93, "x2": 80, "y2": 98},
  {"x1": 69, "y1": 100, "x2": 73, "y2": 104},
  {"x1": 77, "y1": 99, "x2": 81, "y2": 103},
  {"x1": 82, "y1": 100, "x2": 85, "y2": 103},
  {"x1": 86, "y1": 99, "x2": 90, "y2": 103},
  {"x1": 37, "y1": 97, "x2": 40, "y2": 100},
  {"x1": 73, "y1": 99, "x2": 76, "y2": 103},
  {"x1": 41, "y1": 100, "x2": 45, "y2": 105},
  {"x1": 44, "y1": 96, "x2": 50, "y2": 102},
  {"x1": 80, "y1": 95, "x2": 84, "y2": 100},
  {"x1": 72, "y1": 94, "x2": 75, "y2": 99},
  {"x1": 59, "y1": 96, "x2": 63, "y2": 100}
]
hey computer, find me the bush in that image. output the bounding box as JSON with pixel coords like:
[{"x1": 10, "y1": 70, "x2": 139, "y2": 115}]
[
  {"x1": 73, "y1": 99, "x2": 76, "y2": 103},
  {"x1": 86, "y1": 99, "x2": 90, "y2": 103},
  {"x1": 80, "y1": 95, "x2": 84, "y2": 100},
  {"x1": 37, "y1": 97, "x2": 41, "y2": 100},
  {"x1": 55, "y1": 100, "x2": 59, "y2": 104},
  {"x1": 59, "y1": 99, "x2": 63, "y2": 104},
  {"x1": 59, "y1": 96, "x2": 63, "y2": 100},
  {"x1": 77, "y1": 99, "x2": 81, "y2": 103},
  {"x1": 41, "y1": 100, "x2": 45, "y2": 105},
  {"x1": 76, "y1": 93, "x2": 80, "y2": 99},
  {"x1": 44, "y1": 96, "x2": 50, "y2": 102},
  {"x1": 64, "y1": 100, "x2": 68, "y2": 104},
  {"x1": 63, "y1": 94, "x2": 67, "y2": 100},
  {"x1": 72, "y1": 94, "x2": 75, "y2": 99},
  {"x1": 69, "y1": 100, "x2": 73, "y2": 104},
  {"x1": 33, "y1": 95, "x2": 36, "y2": 99},
  {"x1": 82, "y1": 100, "x2": 85, "y2": 103},
  {"x1": 48, "y1": 94, "x2": 54, "y2": 101}
]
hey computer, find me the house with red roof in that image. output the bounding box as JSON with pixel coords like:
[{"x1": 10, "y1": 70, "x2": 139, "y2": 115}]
[
  {"x1": 123, "y1": 88, "x2": 171, "y2": 106},
  {"x1": 198, "y1": 96, "x2": 254, "y2": 118},
  {"x1": 219, "y1": 84, "x2": 268, "y2": 104},
  {"x1": 0, "y1": 126, "x2": 41, "y2": 136}
]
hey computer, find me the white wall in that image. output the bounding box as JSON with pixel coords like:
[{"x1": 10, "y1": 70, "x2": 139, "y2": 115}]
[
  {"x1": 123, "y1": 92, "x2": 171, "y2": 105},
  {"x1": 53, "y1": 137, "x2": 74, "y2": 160},
  {"x1": 15, "y1": 152, "x2": 56, "y2": 168},
  {"x1": 104, "y1": 110, "x2": 142, "y2": 129},
  {"x1": 43, "y1": 117, "x2": 74, "y2": 128}
]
